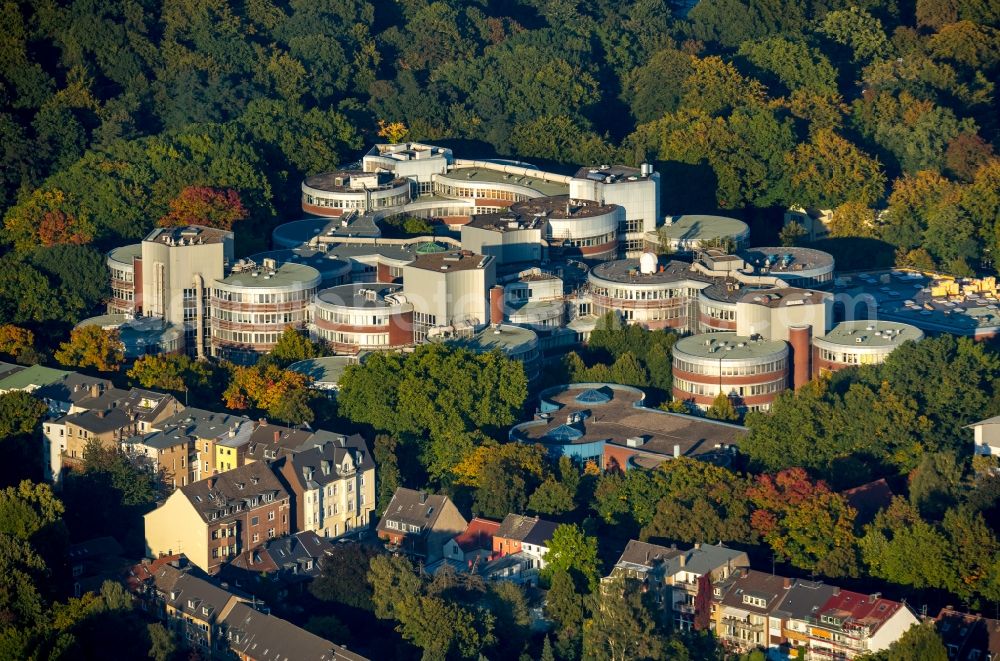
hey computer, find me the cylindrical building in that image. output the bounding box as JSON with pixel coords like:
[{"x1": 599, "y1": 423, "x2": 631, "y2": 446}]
[
  {"x1": 511, "y1": 196, "x2": 621, "y2": 262},
  {"x1": 301, "y1": 170, "x2": 412, "y2": 217},
  {"x1": 210, "y1": 259, "x2": 321, "y2": 364},
  {"x1": 107, "y1": 244, "x2": 143, "y2": 315},
  {"x1": 672, "y1": 332, "x2": 790, "y2": 413},
  {"x1": 311, "y1": 283, "x2": 414, "y2": 354},
  {"x1": 587, "y1": 259, "x2": 708, "y2": 331},
  {"x1": 812, "y1": 321, "x2": 924, "y2": 376}
]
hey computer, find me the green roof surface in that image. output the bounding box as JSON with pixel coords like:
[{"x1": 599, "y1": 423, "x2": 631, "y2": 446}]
[
  {"x1": 440, "y1": 167, "x2": 569, "y2": 197},
  {"x1": 818, "y1": 320, "x2": 924, "y2": 348},
  {"x1": 0, "y1": 364, "x2": 71, "y2": 391},
  {"x1": 673, "y1": 332, "x2": 787, "y2": 360},
  {"x1": 659, "y1": 215, "x2": 749, "y2": 241}
]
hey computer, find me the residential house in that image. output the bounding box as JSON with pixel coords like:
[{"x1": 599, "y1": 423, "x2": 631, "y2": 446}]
[
  {"x1": 274, "y1": 431, "x2": 375, "y2": 539},
  {"x1": 493, "y1": 513, "x2": 558, "y2": 568},
  {"x1": 481, "y1": 514, "x2": 559, "y2": 586},
  {"x1": 443, "y1": 517, "x2": 501, "y2": 569},
  {"x1": 608, "y1": 539, "x2": 686, "y2": 624},
  {"x1": 805, "y1": 589, "x2": 919, "y2": 659},
  {"x1": 144, "y1": 461, "x2": 291, "y2": 574},
  {"x1": 376, "y1": 488, "x2": 468, "y2": 564},
  {"x1": 662, "y1": 542, "x2": 750, "y2": 631},
  {"x1": 226, "y1": 530, "x2": 335, "y2": 591},
  {"x1": 222, "y1": 601, "x2": 368, "y2": 661},
  {"x1": 771, "y1": 579, "x2": 839, "y2": 656},
  {"x1": 156, "y1": 407, "x2": 254, "y2": 481},
  {"x1": 119, "y1": 388, "x2": 185, "y2": 434},
  {"x1": 125, "y1": 426, "x2": 197, "y2": 490},
  {"x1": 150, "y1": 563, "x2": 247, "y2": 655},
  {"x1": 0, "y1": 361, "x2": 24, "y2": 381},
  {"x1": 67, "y1": 536, "x2": 128, "y2": 597},
  {"x1": 711, "y1": 569, "x2": 790, "y2": 653},
  {"x1": 60, "y1": 406, "x2": 135, "y2": 469},
  {"x1": 935, "y1": 607, "x2": 1000, "y2": 661},
  {"x1": 841, "y1": 478, "x2": 894, "y2": 528},
  {"x1": 243, "y1": 421, "x2": 314, "y2": 464},
  {"x1": 35, "y1": 371, "x2": 114, "y2": 416}
]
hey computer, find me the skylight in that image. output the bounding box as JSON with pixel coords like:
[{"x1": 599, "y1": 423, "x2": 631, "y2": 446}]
[{"x1": 575, "y1": 388, "x2": 612, "y2": 405}]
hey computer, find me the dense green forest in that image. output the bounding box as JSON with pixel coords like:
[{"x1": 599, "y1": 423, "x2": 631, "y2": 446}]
[{"x1": 2, "y1": 0, "x2": 999, "y2": 290}]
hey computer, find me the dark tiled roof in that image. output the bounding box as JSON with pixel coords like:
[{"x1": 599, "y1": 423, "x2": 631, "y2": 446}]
[
  {"x1": 718, "y1": 569, "x2": 790, "y2": 614},
  {"x1": 65, "y1": 407, "x2": 133, "y2": 434},
  {"x1": 282, "y1": 433, "x2": 373, "y2": 490},
  {"x1": 772, "y1": 580, "x2": 838, "y2": 621},
  {"x1": 179, "y1": 462, "x2": 288, "y2": 523},
  {"x1": 223, "y1": 602, "x2": 368, "y2": 660},
  {"x1": 245, "y1": 423, "x2": 315, "y2": 462},
  {"x1": 377, "y1": 488, "x2": 453, "y2": 533},
  {"x1": 231, "y1": 531, "x2": 335, "y2": 578},
  {"x1": 157, "y1": 407, "x2": 252, "y2": 441},
  {"x1": 615, "y1": 539, "x2": 684, "y2": 570},
  {"x1": 496, "y1": 514, "x2": 558, "y2": 546},
  {"x1": 936, "y1": 608, "x2": 1000, "y2": 660},
  {"x1": 154, "y1": 564, "x2": 237, "y2": 622}
]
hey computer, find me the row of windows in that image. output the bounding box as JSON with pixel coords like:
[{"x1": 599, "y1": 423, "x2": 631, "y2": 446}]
[
  {"x1": 110, "y1": 267, "x2": 133, "y2": 282},
  {"x1": 112, "y1": 287, "x2": 135, "y2": 302},
  {"x1": 591, "y1": 286, "x2": 700, "y2": 301},
  {"x1": 702, "y1": 305, "x2": 736, "y2": 320},
  {"x1": 212, "y1": 288, "x2": 315, "y2": 304},
  {"x1": 593, "y1": 303, "x2": 685, "y2": 322},
  {"x1": 434, "y1": 183, "x2": 530, "y2": 202},
  {"x1": 304, "y1": 191, "x2": 410, "y2": 209},
  {"x1": 315, "y1": 329, "x2": 392, "y2": 347},
  {"x1": 817, "y1": 348, "x2": 886, "y2": 365},
  {"x1": 674, "y1": 357, "x2": 788, "y2": 377},
  {"x1": 213, "y1": 329, "x2": 282, "y2": 345},
  {"x1": 213, "y1": 309, "x2": 305, "y2": 325},
  {"x1": 552, "y1": 231, "x2": 617, "y2": 248},
  {"x1": 674, "y1": 376, "x2": 787, "y2": 398},
  {"x1": 315, "y1": 309, "x2": 392, "y2": 326},
  {"x1": 384, "y1": 519, "x2": 420, "y2": 533}
]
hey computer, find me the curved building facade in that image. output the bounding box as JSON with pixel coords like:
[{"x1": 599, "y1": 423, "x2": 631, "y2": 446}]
[
  {"x1": 301, "y1": 170, "x2": 412, "y2": 217},
  {"x1": 588, "y1": 260, "x2": 708, "y2": 330},
  {"x1": 672, "y1": 333, "x2": 790, "y2": 412},
  {"x1": 311, "y1": 283, "x2": 414, "y2": 354},
  {"x1": 108, "y1": 244, "x2": 142, "y2": 315},
  {"x1": 739, "y1": 247, "x2": 835, "y2": 289},
  {"x1": 813, "y1": 321, "x2": 924, "y2": 375},
  {"x1": 511, "y1": 196, "x2": 621, "y2": 262},
  {"x1": 210, "y1": 259, "x2": 321, "y2": 364}
]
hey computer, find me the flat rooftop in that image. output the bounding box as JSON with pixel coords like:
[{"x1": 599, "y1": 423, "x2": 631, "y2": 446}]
[
  {"x1": 674, "y1": 332, "x2": 788, "y2": 360},
  {"x1": 659, "y1": 215, "x2": 749, "y2": 241},
  {"x1": 590, "y1": 258, "x2": 710, "y2": 286},
  {"x1": 303, "y1": 170, "x2": 407, "y2": 192},
  {"x1": 440, "y1": 167, "x2": 569, "y2": 197},
  {"x1": 465, "y1": 212, "x2": 545, "y2": 233},
  {"x1": 819, "y1": 320, "x2": 924, "y2": 347},
  {"x1": 406, "y1": 250, "x2": 492, "y2": 272},
  {"x1": 574, "y1": 164, "x2": 651, "y2": 182},
  {"x1": 516, "y1": 384, "x2": 745, "y2": 456},
  {"x1": 511, "y1": 195, "x2": 618, "y2": 220},
  {"x1": 739, "y1": 246, "x2": 835, "y2": 273},
  {"x1": 316, "y1": 283, "x2": 404, "y2": 309},
  {"x1": 219, "y1": 261, "x2": 320, "y2": 288},
  {"x1": 144, "y1": 225, "x2": 232, "y2": 245},
  {"x1": 246, "y1": 248, "x2": 351, "y2": 279},
  {"x1": 108, "y1": 243, "x2": 142, "y2": 264},
  {"x1": 447, "y1": 324, "x2": 539, "y2": 354},
  {"x1": 739, "y1": 287, "x2": 831, "y2": 308},
  {"x1": 288, "y1": 356, "x2": 354, "y2": 386},
  {"x1": 835, "y1": 270, "x2": 1000, "y2": 335}
]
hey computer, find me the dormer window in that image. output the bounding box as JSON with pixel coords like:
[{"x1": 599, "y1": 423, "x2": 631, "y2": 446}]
[{"x1": 743, "y1": 595, "x2": 767, "y2": 608}]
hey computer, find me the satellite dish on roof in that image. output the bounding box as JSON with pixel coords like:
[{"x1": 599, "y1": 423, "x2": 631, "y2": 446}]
[{"x1": 639, "y1": 251, "x2": 658, "y2": 275}]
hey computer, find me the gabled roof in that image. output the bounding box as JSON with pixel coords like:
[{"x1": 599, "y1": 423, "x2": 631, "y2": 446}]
[
  {"x1": 614, "y1": 539, "x2": 684, "y2": 571},
  {"x1": 230, "y1": 531, "x2": 335, "y2": 578},
  {"x1": 841, "y1": 478, "x2": 894, "y2": 527},
  {"x1": 816, "y1": 589, "x2": 910, "y2": 634},
  {"x1": 377, "y1": 488, "x2": 455, "y2": 534},
  {"x1": 772, "y1": 579, "x2": 838, "y2": 621},
  {"x1": 178, "y1": 462, "x2": 288, "y2": 523},
  {"x1": 245, "y1": 422, "x2": 315, "y2": 461},
  {"x1": 496, "y1": 513, "x2": 558, "y2": 546},
  {"x1": 222, "y1": 602, "x2": 368, "y2": 660},
  {"x1": 663, "y1": 542, "x2": 749, "y2": 577},
  {"x1": 453, "y1": 518, "x2": 501, "y2": 553},
  {"x1": 64, "y1": 407, "x2": 133, "y2": 434},
  {"x1": 154, "y1": 564, "x2": 239, "y2": 622},
  {"x1": 968, "y1": 415, "x2": 1000, "y2": 427},
  {"x1": 156, "y1": 407, "x2": 252, "y2": 443},
  {"x1": 717, "y1": 569, "x2": 790, "y2": 614},
  {"x1": 936, "y1": 608, "x2": 1000, "y2": 661},
  {"x1": 281, "y1": 434, "x2": 373, "y2": 490}
]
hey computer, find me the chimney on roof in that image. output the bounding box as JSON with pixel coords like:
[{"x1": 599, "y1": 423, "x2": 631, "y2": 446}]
[
  {"x1": 694, "y1": 542, "x2": 701, "y2": 550},
  {"x1": 419, "y1": 491, "x2": 427, "y2": 504},
  {"x1": 679, "y1": 553, "x2": 686, "y2": 568},
  {"x1": 207, "y1": 478, "x2": 216, "y2": 489},
  {"x1": 274, "y1": 431, "x2": 280, "y2": 443},
  {"x1": 783, "y1": 577, "x2": 791, "y2": 589}
]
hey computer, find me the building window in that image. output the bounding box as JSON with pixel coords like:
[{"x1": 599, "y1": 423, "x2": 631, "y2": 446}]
[
  {"x1": 251, "y1": 516, "x2": 259, "y2": 526},
  {"x1": 252, "y1": 533, "x2": 259, "y2": 543},
  {"x1": 267, "y1": 528, "x2": 275, "y2": 538},
  {"x1": 268, "y1": 511, "x2": 274, "y2": 521}
]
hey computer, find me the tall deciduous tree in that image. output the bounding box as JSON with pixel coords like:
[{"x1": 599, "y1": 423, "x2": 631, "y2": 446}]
[
  {"x1": 540, "y1": 524, "x2": 601, "y2": 593},
  {"x1": 55, "y1": 326, "x2": 124, "y2": 372},
  {"x1": 158, "y1": 186, "x2": 247, "y2": 230},
  {"x1": 582, "y1": 574, "x2": 664, "y2": 661}
]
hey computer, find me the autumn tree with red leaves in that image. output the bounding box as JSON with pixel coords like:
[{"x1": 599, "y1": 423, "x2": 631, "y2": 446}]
[
  {"x1": 158, "y1": 186, "x2": 248, "y2": 231},
  {"x1": 748, "y1": 468, "x2": 859, "y2": 578}
]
